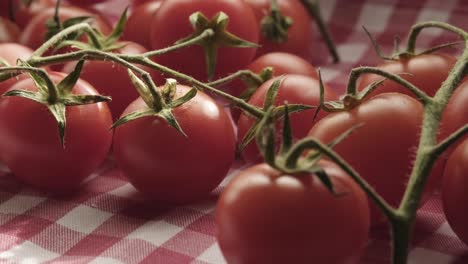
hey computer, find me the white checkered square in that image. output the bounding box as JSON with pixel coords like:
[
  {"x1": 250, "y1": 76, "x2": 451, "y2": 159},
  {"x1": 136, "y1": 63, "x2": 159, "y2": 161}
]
[
  {"x1": 56, "y1": 205, "x2": 113, "y2": 233},
  {"x1": 127, "y1": 220, "x2": 183, "y2": 246},
  {"x1": 0, "y1": 195, "x2": 46, "y2": 215},
  {"x1": 0, "y1": 241, "x2": 59, "y2": 263},
  {"x1": 196, "y1": 243, "x2": 226, "y2": 264}
]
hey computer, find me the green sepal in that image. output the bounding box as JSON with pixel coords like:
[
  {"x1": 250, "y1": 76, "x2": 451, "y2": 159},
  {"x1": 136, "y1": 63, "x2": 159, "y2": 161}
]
[
  {"x1": 314, "y1": 168, "x2": 335, "y2": 194},
  {"x1": 0, "y1": 58, "x2": 10, "y2": 67},
  {"x1": 57, "y1": 59, "x2": 85, "y2": 94},
  {"x1": 263, "y1": 77, "x2": 283, "y2": 110},
  {"x1": 279, "y1": 104, "x2": 292, "y2": 155},
  {"x1": 47, "y1": 103, "x2": 67, "y2": 147},
  {"x1": 238, "y1": 67, "x2": 274, "y2": 101},
  {"x1": 176, "y1": 11, "x2": 259, "y2": 81},
  {"x1": 61, "y1": 94, "x2": 111, "y2": 106},
  {"x1": 128, "y1": 69, "x2": 153, "y2": 107},
  {"x1": 272, "y1": 104, "x2": 314, "y2": 119},
  {"x1": 3, "y1": 89, "x2": 46, "y2": 104},
  {"x1": 157, "y1": 109, "x2": 187, "y2": 137},
  {"x1": 168, "y1": 87, "x2": 197, "y2": 108},
  {"x1": 161, "y1": 78, "x2": 177, "y2": 103},
  {"x1": 238, "y1": 120, "x2": 261, "y2": 153},
  {"x1": 261, "y1": 0, "x2": 293, "y2": 43},
  {"x1": 357, "y1": 78, "x2": 386, "y2": 102},
  {"x1": 111, "y1": 108, "x2": 154, "y2": 129},
  {"x1": 255, "y1": 107, "x2": 276, "y2": 165},
  {"x1": 46, "y1": 16, "x2": 91, "y2": 42},
  {"x1": 104, "y1": 8, "x2": 129, "y2": 45}
]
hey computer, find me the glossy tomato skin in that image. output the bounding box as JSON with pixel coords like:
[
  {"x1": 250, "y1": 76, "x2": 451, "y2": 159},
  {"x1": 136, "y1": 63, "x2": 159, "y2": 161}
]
[
  {"x1": 0, "y1": 43, "x2": 34, "y2": 95},
  {"x1": 0, "y1": 72, "x2": 113, "y2": 191},
  {"x1": 357, "y1": 54, "x2": 456, "y2": 98},
  {"x1": 237, "y1": 74, "x2": 337, "y2": 164},
  {"x1": 150, "y1": 0, "x2": 259, "y2": 82},
  {"x1": 20, "y1": 6, "x2": 112, "y2": 50},
  {"x1": 442, "y1": 139, "x2": 468, "y2": 246},
  {"x1": 123, "y1": 1, "x2": 162, "y2": 49},
  {"x1": 0, "y1": 17, "x2": 20, "y2": 43},
  {"x1": 67, "y1": 0, "x2": 107, "y2": 6},
  {"x1": 308, "y1": 93, "x2": 443, "y2": 224},
  {"x1": 62, "y1": 41, "x2": 161, "y2": 119},
  {"x1": 440, "y1": 80, "x2": 468, "y2": 151},
  {"x1": 114, "y1": 86, "x2": 236, "y2": 204},
  {"x1": 217, "y1": 161, "x2": 370, "y2": 264},
  {"x1": 244, "y1": 0, "x2": 314, "y2": 61}
]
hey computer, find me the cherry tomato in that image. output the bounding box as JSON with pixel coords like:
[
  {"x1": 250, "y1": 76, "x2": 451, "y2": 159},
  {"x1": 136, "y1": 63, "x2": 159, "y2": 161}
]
[
  {"x1": 442, "y1": 139, "x2": 468, "y2": 246},
  {"x1": 440, "y1": 80, "x2": 468, "y2": 152},
  {"x1": 131, "y1": 0, "x2": 153, "y2": 7},
  {"x1": 0, "y1": 43, "x2": 34, "y2": 95},
  {"x1": 357, "y1": 53, "x2": 456, "y2": 98},
  {"x1": 123, "y1": 0, "x2": 162, "y2": 49},
  {"x1": 216, "y1": 160, "x2": 370, "y2": 264},
  {"x1": 229, "y1": 52, "x2": 319, "y2": 121},
  {"x1": 307, "y1": 93, "x2": 443, "y2": 224},
  {"x1": 67, "y1": 0, "x2": 107, "y2": 6},
  {"x1": 62, "y1": 41, "x2": 161, "y2": 119},
  {"x1": 244, "y1": 0, "x2": 314, "y2": 61},
  {"x1": 237, "y1": 74, "x2": 337, "y2": 164},
  {"x1": 10, "y1": 0, "x2": 57, "y2": 29},
  {"x1": 114, "y1": 85, "x2": 236, "y2": 204},
  {"x1": 150, "y1": 0, "x2": 259, "y2": 82},
  {"x1": 20, "y1": 6, "x2": 112, "y2": 50},
  {"x1": 0, "y1": 17, "x2": 20, "y2": 43},
  {"x1": 0, "y1": 72, "x2": 113, "y2": 191}
]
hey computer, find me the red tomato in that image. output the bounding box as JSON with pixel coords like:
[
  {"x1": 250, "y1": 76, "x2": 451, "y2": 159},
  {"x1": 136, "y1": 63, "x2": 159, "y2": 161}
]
[
  {"x1": 442, "y1": 139, "x2": 468, "y2": 246},
  {"x1": 0, "y1": 72, "x2": 113, "y2": 191},
  {"x1": 0, "y1": 43, "x2": 34, "y2": 95},
  {"x1": 244, "y1": 0, "x2": 314, "y2": 61},
  {"x1": 0, "y1": 17, "x2": 20, "y2": 43},
  {"x1": 20, "y1": 6, "x2": 112, "y2": 50},
  {"x1": 357, "y1": 54, "x2": 456, "y2": 98},
  {"x1": 237, "y1": 74, "x2": 337, "y2": 164},
  {"x1": 216, "y1": 160, "x2": 370, "y2": 264},
  {"x1": 62, "y1": 41, "x2": 161, "y2": 119},
  {"x1": 150, "y1": 0, "x2": 259, "y2": 82},
  {"x1": 114, "y1": 85, "x2": 236, "y2": 204},
  {"x1": 307, "y1": 93, "x2": 443, "y2": 224},
  {"x1": 10, "y1": 0, "x2": 57, "y2": 29},
  {"x1": 131, "y1": 0, "x2": 153, "y2": 7},
  {"x1": 229, "y1": 52, "x2": 319, "y2": 121},
  {"x1": 123, "y1": 0, "x2": 162, "y2": 49},
  {"x1": 440, "y1": 80, "x2": 468, "y2": 152},
  {"x1": 67, "y1": 0, "x2": 106, "y2": 6}
]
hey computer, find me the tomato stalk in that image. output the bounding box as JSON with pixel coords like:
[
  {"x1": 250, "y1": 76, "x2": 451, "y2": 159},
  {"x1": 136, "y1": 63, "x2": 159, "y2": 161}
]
[{"x1": 300, "y1": 0, "x2": 340, "y2": 63}]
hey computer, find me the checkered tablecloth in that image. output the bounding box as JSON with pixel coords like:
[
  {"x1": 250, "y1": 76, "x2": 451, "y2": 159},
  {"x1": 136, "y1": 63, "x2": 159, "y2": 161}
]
[{"x1": 1, "y1": 0, "x2": 468, "y2": 263}]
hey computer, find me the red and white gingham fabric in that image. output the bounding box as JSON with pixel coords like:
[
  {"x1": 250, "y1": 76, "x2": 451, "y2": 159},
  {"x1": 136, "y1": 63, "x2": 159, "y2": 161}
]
[{"x1": 1, "y1": 0, "x2": 468, "y2": 263}]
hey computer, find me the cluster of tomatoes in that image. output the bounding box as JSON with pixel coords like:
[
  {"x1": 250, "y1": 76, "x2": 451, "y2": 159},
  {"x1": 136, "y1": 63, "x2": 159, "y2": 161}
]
[{"x1": 0, "y1": 0, "x2": 468, "y2": 263}]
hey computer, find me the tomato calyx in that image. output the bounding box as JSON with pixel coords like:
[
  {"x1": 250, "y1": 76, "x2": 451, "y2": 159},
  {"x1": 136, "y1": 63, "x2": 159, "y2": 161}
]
[
  {"x1": 238, "y1": 77, "x2": 314, "y2": 153},
  {"x1": 112, "y1": 75, "x2": 197, "y2": 137},
  {"x1": 237, "y1": 67, "x2": 274, "y2": 100},
  {"x1": 261, "y1": 0, "x2": 293, "y2": 44},
  {"x1": 175, "y1": 11, "x2": 259, "y2": 81},
  {"x1": 0, "y1": 60, "x2": 111, "y2": 146},
  {"x1": 255, "y1": 104, "x2": 360, "y2": 194},
  {"x1": 55, "y1": 8, "x2": 129, "y2": 52}
]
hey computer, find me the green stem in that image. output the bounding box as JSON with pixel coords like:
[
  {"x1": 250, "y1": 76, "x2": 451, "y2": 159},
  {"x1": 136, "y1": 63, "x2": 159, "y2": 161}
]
[
  {"x1": 390, "y1": 218, "x2": 412, "y2": 264},
  {"x1": 206, "y1": 69, "x2": 264, "y2": 87},
  {"x1": 300, "y1": 0, "x2": 340, "y2": 63},
  {"x1": 399, "y1": 42, "x2": 468, "y2": 216},
  {"x1": 406, "y1": 22, "x2": 468, "y2": 54},
  {"x1": 432, "y1": 124, "x2": 468, "y2": 155},
  {"x1": 284, "y1": 138, "x2": 396, "y2": 220},
  {"x1": 136, "y1": 57, "x2": 264, "y2": 119},
  {"x1": 32, "y1": 23, "x2": 100, "y2": 57},
  {"x1": 0, "y1": 66, "x2": 58, "y2": 103},
  {"x1": 346, "y1": 66, "x2": 431, "y2": 104},
  {"x1": 140, "y1": 29, "x2": 215, "y2": 58}
]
